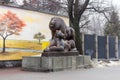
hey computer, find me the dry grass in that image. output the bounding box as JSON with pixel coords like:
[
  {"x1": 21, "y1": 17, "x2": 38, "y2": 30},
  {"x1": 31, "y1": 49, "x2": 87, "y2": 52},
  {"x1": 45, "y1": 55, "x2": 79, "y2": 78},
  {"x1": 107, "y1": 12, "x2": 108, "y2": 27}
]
[
  {"x1": 0, "y1": 40, "x2": 50, "y2": 50},
  {"x1": 0, "y1": 39, "x2": 50, "y2": 60}
]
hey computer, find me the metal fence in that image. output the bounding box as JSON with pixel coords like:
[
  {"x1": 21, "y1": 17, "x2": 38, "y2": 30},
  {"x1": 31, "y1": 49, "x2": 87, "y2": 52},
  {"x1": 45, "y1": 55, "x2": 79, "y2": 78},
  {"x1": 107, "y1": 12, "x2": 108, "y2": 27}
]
[{"x1": 83, "y1": 34, "x2": 119, "y2": 60}]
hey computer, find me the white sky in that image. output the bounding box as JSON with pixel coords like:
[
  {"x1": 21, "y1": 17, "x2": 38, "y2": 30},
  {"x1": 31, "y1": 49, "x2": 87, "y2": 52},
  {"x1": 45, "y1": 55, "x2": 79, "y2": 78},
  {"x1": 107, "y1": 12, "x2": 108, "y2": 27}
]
[
  {"x1": 112, "y1": 0, "x2": 120, "y2": 6},
  {"x1": 14, "y1": 0, "x2": 120, "y2": 7},
  {"x1": 110, "y1": 0, "x2": 120, "y2": 9},
  {"x1": 11, "y1": 0, "x2": 24, "y2": 5}
]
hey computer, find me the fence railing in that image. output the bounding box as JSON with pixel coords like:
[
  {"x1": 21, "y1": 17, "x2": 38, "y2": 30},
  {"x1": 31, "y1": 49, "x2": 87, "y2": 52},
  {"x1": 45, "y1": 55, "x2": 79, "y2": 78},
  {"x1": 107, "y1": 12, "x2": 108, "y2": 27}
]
[{"x1": 82, "y1": 34, "x2": 119, "y2": 60}]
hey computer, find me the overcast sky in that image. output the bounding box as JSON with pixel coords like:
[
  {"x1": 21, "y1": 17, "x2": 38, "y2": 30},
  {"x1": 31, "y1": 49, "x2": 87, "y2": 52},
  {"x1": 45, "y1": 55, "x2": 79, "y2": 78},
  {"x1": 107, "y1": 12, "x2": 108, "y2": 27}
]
[
  {"x1": 15, "y1": 0, "x2": 120, "y2": 8},
  {"x1": 111, "y1": 0, "x2": 120, "y2": 8},
  {"x1": 112, "y1": 0, "x2": 120, "y2": 6}
]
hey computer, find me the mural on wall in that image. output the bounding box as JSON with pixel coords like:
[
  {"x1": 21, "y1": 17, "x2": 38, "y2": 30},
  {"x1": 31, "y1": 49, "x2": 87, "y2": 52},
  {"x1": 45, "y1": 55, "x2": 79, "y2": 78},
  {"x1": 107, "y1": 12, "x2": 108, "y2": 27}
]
[
  {"x1": 0, "y1": 6, "x2": 69, "y2": 41},
  {"x1": 0, "y1": 11, "x2": 26, "y2": 52},
  {"x1": 0, "y1": 6, "x2": 69, "y2": 57}
]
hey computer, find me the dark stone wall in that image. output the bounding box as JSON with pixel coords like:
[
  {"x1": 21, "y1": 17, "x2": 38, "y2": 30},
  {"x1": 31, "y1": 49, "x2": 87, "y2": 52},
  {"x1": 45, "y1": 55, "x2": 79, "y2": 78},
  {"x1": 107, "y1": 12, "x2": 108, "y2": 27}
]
[{"x1": 0, "y1": 60, "x2": 21, "y2": 68}]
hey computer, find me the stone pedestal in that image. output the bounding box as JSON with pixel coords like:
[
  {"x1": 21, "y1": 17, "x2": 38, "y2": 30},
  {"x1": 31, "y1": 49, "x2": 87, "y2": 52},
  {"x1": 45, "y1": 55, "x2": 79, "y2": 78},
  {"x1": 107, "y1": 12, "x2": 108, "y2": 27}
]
[
  {"x1": 22, "y1": 55, "x2": 91, "y2": 72},
  {"x1": 41, "y1": 51, "x2": 79, "y2": 57}
]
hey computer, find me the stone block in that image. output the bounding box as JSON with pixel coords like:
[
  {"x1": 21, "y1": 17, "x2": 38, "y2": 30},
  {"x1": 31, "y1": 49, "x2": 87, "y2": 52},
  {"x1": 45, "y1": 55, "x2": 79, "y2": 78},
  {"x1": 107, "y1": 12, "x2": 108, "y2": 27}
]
[
  {"x1": 22, "y1": 55, "x2": 91, "y2": 72},
  {"x1": 76, "y1": 55, "x2": 84, "y2": 68},
  {"x1": 71, "y1": 56, "x2": 77, "y2": 69},
  {"x1": 52, "y1": 57, "x2": 64, "y2": 71},
  {"x1": 41, "y1": 57, "x2": 53, "y2": 71},
  {"x1": 83, "y1": 55, "x2": 91, "y2": 66},
  {"x1": 66, "y1": 56, "x2": 72, "y2": 69},
  {"x1": 22, "y1": 56, "x2": 41, "y2": 71}
]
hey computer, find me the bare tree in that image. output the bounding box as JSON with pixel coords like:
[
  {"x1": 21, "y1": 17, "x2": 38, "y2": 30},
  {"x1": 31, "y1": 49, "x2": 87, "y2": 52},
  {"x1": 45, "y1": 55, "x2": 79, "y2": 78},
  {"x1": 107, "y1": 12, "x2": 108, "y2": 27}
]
[
  {"x1": 87, "y1": 14, "x2": 105, "y2": 35},
  {"x1": 67, "y1": 0, "x2": 90, "y2": 54},
  {"x1": 66, "y1": 0, "x2": 113, "y2": 54},
  {"x1": 21, "y1": 0, "x2": 63, "y2": 13}
]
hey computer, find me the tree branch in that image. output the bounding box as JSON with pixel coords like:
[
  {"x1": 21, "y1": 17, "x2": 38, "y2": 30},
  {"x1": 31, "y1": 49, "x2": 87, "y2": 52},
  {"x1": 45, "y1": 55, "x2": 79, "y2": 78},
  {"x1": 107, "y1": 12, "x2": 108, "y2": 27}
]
[
  {"x1": 0, "y1": 34, "x2": 4, "y2": 39},
  {"x1": 87, "y1": 7, "x2": 111, "y2": 23},
  {"x1": 78, "y1": 0, "x2": 90, "y2": 20},
  {"x1": 5, "y1": 33, "x2": 13, "y2": 39},
  {"x1": 80, "y1": 20, "x2": 90, "y2": 28}
]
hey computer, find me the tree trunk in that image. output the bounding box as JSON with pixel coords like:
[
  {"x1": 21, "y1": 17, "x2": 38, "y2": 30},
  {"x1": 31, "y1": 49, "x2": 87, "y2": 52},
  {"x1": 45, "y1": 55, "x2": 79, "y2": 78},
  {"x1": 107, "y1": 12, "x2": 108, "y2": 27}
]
[
  {"x1": 68, "y1": 0, "x2": 90, "y2": 55},
  {"x1": 72, "y1": 21, "x2": 83, "y2": 55},
  {"x1": 2, "y1": 38, "x2": 6, "y2": 53},
  {"x1": 38, "y1": 39, "x2": 40, "y2": 44}
]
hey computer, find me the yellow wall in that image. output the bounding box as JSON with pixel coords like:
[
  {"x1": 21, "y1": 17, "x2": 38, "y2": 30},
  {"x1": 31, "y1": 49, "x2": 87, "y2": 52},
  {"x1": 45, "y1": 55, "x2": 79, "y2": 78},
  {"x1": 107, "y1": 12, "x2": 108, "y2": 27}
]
[{"x1": 0, "y1": 6, "x2": 69, "y2": 41}]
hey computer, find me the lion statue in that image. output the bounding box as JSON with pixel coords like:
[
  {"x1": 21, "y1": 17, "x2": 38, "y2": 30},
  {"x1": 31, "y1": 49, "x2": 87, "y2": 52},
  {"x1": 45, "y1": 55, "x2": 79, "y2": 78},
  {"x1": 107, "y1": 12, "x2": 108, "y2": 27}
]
[
  {"x1": 49, "y1": 17, "x2": 68, "y2": 39},
  {"x1": 44, "y1": 17, "x2": 77, "y2": 52}
]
